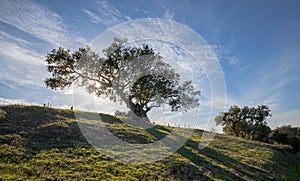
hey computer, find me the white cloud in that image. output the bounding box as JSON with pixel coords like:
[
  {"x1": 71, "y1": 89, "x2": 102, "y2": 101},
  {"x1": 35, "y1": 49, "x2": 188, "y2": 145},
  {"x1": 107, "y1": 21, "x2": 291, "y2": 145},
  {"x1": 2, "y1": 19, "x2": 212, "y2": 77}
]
[
  {"x1": 0, "y1": 0, "x2": 88, "y2": 96},
  {"x1": 0, "y1": 97, "x2": 39, "y2": 106},
  {"x1": 211, "y1": 44, "x2": 239, "y2": 65},
  {"x1": 270, "y1": 108, "x2": 300, "y2": 128},
  {"x1": 0, "y1": 39, "x2": 44, "y2": 66},
  {"x1": 163, "y1": 10, "x2": 174, "y2": 20},
  {"x1": 103, "y1": 19, "x2": 226, "y2": 77},
  {"x1": 0, "y1": 31, "x2": 47, "y2": 87},
  {"x1": 0, "y1": 30, "x2": 28, "y2": 45},
  {"x1": 83, "y1": 0, "x2": 126, "y2": 26},
  {"x1": 0, "y1": 69, "x2": 43, "y2": 87},
  {"x1": 83, "y1": 9, "x2": 114, "y2": 25},
  {"x1": 0, "y1": 0, "x2": 86, "y2": 48}
]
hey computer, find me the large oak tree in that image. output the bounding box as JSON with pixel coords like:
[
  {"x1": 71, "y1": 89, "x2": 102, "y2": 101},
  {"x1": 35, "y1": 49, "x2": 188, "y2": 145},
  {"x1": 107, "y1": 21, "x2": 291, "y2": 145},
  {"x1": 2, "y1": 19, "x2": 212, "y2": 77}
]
[{"x1": 45, "y1": 38, "x2": 201, "y2": 122}]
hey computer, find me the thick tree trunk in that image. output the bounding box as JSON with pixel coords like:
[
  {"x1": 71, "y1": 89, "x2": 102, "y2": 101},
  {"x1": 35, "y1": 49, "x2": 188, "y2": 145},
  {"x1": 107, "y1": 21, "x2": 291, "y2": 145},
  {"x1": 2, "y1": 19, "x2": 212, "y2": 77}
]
[{"x1": 128, "y1": 99, "x2": 150, "y2": 122}]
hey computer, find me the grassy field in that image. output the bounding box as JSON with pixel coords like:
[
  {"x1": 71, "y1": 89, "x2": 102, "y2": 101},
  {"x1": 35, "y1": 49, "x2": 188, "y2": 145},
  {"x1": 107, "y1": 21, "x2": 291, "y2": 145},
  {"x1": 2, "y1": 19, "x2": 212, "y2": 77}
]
[{"x1": 0, "y1": 105, "x2": 299, "y2": 180}]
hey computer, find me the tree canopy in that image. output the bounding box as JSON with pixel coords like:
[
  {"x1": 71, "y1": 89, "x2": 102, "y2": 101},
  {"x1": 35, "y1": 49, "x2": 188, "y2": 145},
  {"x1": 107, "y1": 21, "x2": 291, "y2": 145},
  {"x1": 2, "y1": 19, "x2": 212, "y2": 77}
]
[
  {"x1": 270, "y1": 125, "x2": 300, "y2": 152},
  {"x1": 215, "y1": 105, "x2": 272, "y2": 142},
  {"x1": 45, "y1": 38, "x2": 201, "y2": 122}
]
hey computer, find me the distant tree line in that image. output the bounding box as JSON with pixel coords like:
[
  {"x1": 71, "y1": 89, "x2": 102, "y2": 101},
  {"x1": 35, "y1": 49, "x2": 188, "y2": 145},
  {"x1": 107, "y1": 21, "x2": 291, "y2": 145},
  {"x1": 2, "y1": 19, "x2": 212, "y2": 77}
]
[{"x1": 215, "y1": 105, "x2": 300, "y2": 152}]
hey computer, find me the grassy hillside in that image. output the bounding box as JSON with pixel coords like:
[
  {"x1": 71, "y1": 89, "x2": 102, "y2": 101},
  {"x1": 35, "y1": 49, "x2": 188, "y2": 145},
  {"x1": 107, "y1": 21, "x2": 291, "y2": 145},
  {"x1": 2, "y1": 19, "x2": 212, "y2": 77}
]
[{"x1": 0, "y1": 105, "x2": 299, "y2": 180}]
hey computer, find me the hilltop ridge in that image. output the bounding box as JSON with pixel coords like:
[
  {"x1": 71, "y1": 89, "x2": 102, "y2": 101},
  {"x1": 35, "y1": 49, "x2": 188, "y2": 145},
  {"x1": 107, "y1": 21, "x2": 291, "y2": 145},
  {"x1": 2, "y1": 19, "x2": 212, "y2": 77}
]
[{"x1": 0, "y1": 105, "x2": 299, "y2": 180}]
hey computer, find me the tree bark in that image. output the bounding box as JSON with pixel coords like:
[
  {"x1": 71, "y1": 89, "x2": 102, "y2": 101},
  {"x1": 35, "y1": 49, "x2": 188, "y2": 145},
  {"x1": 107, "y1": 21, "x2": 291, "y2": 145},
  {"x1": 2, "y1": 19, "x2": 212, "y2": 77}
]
[
  {"x1": 116, "y1": 90, "x2": 151, "y2": 122},
  {"x1": 128, "y1": 98, "x2": 150, "y2": 122},
  {"x1": 231, "y1": 122, "x2": 239, "y2": 136}
]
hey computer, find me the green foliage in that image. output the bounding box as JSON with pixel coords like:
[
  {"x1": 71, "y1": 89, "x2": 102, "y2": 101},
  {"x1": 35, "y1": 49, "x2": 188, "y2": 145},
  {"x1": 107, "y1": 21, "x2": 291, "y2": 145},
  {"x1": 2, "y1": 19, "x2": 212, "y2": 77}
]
[
  {"x1": 45, "y1": 38, "x2": 200, "y2": 121},
  {"x1": 0, "y1": 105, "x2": 299, "y2": 180},
  {"x1": 215, "y1": 105, "x2": 272, "y2": 142},
  {"x1": 270, "y1": 125, "x2": 300, "y2": 152}
]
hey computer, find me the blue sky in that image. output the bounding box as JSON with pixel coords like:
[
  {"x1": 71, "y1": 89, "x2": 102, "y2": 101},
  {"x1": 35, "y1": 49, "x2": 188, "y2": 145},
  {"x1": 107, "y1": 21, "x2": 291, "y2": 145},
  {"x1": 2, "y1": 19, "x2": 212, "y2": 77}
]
[{"x1": 0, "y1": 0, "x2": 299, "y2": 129}]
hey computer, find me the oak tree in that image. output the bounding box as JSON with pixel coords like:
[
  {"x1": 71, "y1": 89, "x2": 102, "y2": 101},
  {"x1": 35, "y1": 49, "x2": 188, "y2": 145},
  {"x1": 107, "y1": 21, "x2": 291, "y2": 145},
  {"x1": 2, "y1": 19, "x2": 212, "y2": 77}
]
[
  {"x1": 215, "y1": 105, "x2": 271, "y2": 141},
  {"x1": 45, "y1": 38, "x2": 201, "y2": 122}
]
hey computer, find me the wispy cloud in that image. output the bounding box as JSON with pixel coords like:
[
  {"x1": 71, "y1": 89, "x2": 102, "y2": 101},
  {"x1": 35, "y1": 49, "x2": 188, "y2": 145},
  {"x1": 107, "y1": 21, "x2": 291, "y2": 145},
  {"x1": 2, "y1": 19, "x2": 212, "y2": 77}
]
[
  {"x1": 0, "y1": 62, "x2": 46, "y2": 88},
  {"x1": 0, "y1": 30, "x2": 46, "y2": 87},
  {"x1": 271, "y1": 108, "x2": 300, "y2": 128},
  {"x1": 0, "y1": 97, "x2": 39, "y2": 106},
  {"x1": 83, "y1": 9, "x2": 114, "y2": 25},
  {"x1": 108, "y1": 19, "x2": 224, "y2": 75},
  {"x1": 0, "y1": 0, "x2": 88, "y2": 96},
  {"x1": 83, "y1": 0, "x2": 127, "y2": 26},
  {"x1": 211, "y1": 44, "x2": 239, "y2": 65},
  {"x1": 0, "y1": 0, "x2": 86, "y2": 48},
  {"x1": 0, "y1": 36, "x2": 43, "y2": 65},
  {"x1": 163, "y1": 9, "x2": 175, "y2": 20},
  {"x1": 0, "y1": 31, "x2": 28, "y2": 45}
]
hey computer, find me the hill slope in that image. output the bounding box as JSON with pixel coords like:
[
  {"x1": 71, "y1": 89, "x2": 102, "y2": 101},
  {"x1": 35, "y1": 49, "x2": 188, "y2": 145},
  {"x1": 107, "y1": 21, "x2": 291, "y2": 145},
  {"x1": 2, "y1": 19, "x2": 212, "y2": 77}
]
[{"x1": 0, "y1": 105, "x2": 299, "y2": 180}]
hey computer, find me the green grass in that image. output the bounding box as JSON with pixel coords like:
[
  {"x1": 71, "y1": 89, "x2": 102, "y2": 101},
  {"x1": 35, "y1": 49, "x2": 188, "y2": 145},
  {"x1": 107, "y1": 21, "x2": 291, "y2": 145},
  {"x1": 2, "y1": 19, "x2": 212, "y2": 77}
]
[{"x1": 0, "y1": 105, "x2": 299, "y2": 180}]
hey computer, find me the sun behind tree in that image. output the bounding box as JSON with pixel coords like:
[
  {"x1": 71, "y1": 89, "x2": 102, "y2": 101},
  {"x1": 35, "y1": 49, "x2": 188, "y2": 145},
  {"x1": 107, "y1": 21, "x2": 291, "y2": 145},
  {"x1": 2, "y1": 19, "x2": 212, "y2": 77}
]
[{"x1": 45, "y1": 38, "x2": 201, "y2": 122}]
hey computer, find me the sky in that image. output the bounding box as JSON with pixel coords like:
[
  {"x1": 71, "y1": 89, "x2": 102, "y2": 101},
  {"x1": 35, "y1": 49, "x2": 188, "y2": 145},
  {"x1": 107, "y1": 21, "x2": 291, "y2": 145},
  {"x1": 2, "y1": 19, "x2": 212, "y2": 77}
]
[{"x1": 0, "y1": 0, "x2": 299, "y2": 130}]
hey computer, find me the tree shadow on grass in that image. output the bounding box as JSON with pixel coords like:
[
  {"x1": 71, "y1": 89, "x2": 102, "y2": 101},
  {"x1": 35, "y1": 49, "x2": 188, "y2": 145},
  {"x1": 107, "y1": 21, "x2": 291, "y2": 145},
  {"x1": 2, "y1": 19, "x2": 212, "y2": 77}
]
[
  {"x1": 1, "y1": 108, "x2": 173, "y2": 154},
  {"x1": 178, "y1": 138, "x2": 270, "y2": 180},
  {"x1": 24, "y1": 122, "x2": 89, "y2": 153},
  {"x1": 145, "y1": 125, "x2": 172, "y2": 139},
  {"x1": 0, "y1": 106, "x2": 124, "y2": 154},
  {"x1": 266, "y1": 147, "x2": 300, "y2": 180}
]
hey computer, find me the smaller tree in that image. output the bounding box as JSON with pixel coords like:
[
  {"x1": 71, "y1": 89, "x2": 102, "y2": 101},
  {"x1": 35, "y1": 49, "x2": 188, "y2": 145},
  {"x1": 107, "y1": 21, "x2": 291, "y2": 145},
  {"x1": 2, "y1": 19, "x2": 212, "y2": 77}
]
[
  {"x1": 270, "y1": 125, "x2": 300, "y2": 152},
  {"x1": 215, "y1": 105, "x2": 272, "y2": 142},
  {"x1": 215, "y1": 105, "x2": 250, "y2": 137}
]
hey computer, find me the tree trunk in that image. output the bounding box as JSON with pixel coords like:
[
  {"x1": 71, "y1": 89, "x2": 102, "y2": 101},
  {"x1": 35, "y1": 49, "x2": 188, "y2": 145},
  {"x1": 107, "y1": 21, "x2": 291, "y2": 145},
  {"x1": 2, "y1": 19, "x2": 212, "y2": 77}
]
[
  {"x1": 231, "y1": 122, "x2": 239, "y2": 136},
  {"x1": 128, "y1": 99, "x2": 150, "y2": 122}
]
